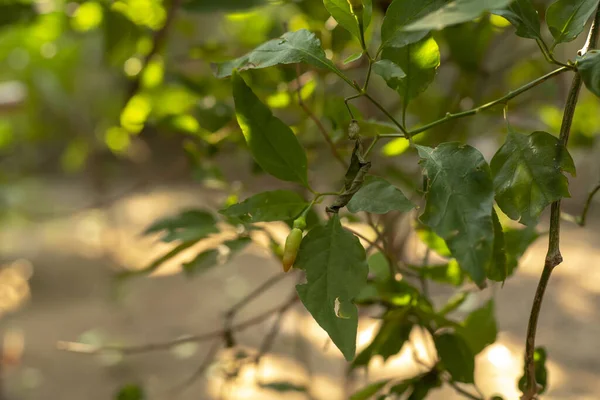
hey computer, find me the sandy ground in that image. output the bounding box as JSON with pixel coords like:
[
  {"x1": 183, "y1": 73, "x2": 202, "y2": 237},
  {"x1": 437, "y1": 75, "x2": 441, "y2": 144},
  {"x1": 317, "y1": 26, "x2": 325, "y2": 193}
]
[{"x1": 1, "y1": 169, "x2": 599, "y2": 400}]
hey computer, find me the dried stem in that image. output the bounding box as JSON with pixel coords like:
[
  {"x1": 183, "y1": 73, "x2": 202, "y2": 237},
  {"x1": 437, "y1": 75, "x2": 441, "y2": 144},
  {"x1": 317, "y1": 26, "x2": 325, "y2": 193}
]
[{"x1": 522, "y1": 7, "x2": 600, "y2": 399}]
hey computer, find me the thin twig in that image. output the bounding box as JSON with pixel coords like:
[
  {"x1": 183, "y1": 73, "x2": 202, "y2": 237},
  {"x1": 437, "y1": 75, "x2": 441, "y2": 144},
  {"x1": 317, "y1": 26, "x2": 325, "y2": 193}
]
[
  {"x1": 295, "y1": 65, "x2": 347, "y2": 168},
  {"x1": 579, "y1": 183, "x2": 600, "y2": 227},
  {"x1": 170, "y1": 340, "x2": 221, "y2": 394},
  {"x1": 226, "y1": 273, "x2": 289, "y2": 318},
  {"x1": 447, "y1": 380, "x2": 483, "y2": 400},
  {"x1": 522, "y1": 7, "x2": 600, "y2": 399},
  {"x1": 255, "y1": 293, "x2": 297, "y2": 363},
  {"x1": 57, "y1": 294, "x2": 299, "y2": 355}
]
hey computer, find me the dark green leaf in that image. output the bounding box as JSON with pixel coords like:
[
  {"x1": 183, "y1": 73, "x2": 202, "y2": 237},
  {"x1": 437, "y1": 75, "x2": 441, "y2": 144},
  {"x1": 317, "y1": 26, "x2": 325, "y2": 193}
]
[
  {"x1": 503, "y1": 226, "x2": 540, "y2": 278},
  {"x1": 232, "y1": 71, "x2": 308, "y2": 186},
  {"x1": 368, "y1": 251, "x2": 391, "y2": 283},
  {"x1": 417, "y1": 143, "x2": 495, "y2": 288},
  {"x1": 224, "y1": 237, "x2": 253, "y2": 253},
  {"x1": 439, "y1": 291, "x2": 469, "y2": 315},
  {"x1": 491, "y1": 130, "x2": 575, "y2": 226},
  {"x1": 295, "y1": 214, "x2": 368, "y2": 360},
  {"x1": 373, "y1": 59, "x2": 406, "y2": 88},
  {"x1": 328, "y1": 141, "x2": 371, "y2": 213},
  {"x1": 182, "y1": 250, "x2": 219, "y2": 277},
  {"x1": 577, "y1": 50, "x2": 600, "y2": 97},
  {"x1": 380, "y1": 36, "x2": 440, "y2": 103},
  {"x1": 324, "y1": 0, "x2": 373, "y2": 41},
  {"x1": 486, "y1": 209, "x2": 507, "y2": 282},
  {"x1": 353, "y1": 309, "x2": 413, "y2": 367},
  {"x1": 144, "y1": 210, "x2": 218, "y2": 243},
  {"x1": 220, "y1": 190, "x2": 307, "y2": 222},
  {"x1": 116, "y1": 384, "x2": 144, "y2": 400},
  {"x1": 103, "y1": 8, "x2": 142, "y2": 66},
  {"x1": 216, "y1": 30, "x2": 347, "y2": 82},
  {"x1": 183, "y1": 0, "x2": 267, "y2": 12},
  {"x1": 347, "y1": 176, "x2": 415, "y2": 214},
  {"x1": 381, "y1": 0, "x2": 446, "y2": 49},
  {"x1": 350, "y1": 379, "x2": 391, "y2": 400},
  {"x1": 460, "y1": 300, "x2": 497, "y2": 354},
  {"x1": 0, "y1": 3, "x2": 36, "y2": 28},
  {"x1": 546, "y1": 0, "x2": 599, "y2": 45},
  {"x1": 492, "y1": 0, "x2": 543, "y2": 40},
  {"x1": 405, "y1": 0, "x2": 513, "y2": 31},
  {"x1": 518, "y1": 347, "x2": 548, "y2": 394},
  {"x1": 259, "y1": 381, "x2": 308, "y2": 393},
  {"x1": 434, "y1": 332, "x2": 475, "y2": 383}
]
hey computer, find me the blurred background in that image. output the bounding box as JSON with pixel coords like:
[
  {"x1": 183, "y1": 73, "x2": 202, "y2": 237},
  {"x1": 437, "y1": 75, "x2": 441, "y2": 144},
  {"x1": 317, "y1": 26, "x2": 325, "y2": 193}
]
[{"x1": 0, "y1": 0, "x2": 599, "y2": 399}]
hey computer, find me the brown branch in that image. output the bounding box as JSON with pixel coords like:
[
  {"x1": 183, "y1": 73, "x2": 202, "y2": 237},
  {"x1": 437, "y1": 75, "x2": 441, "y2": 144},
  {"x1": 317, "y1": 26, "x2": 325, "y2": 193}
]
[
  {"x1": 57, "y1": 294, "x2": 299, "y2": 355},
  {"x1": 170, "y1": 340, "x2": 221, "y2": 394},
  {"x1": 521, "y1": 7, "x2": 600, "y2": 399},
  {"x1": 295, "y1": 65, "x2": 348, "y2": 169}
]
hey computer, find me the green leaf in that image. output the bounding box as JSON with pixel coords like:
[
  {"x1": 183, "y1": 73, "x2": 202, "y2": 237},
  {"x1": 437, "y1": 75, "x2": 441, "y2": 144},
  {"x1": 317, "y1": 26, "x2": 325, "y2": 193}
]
[
  {"x1": 353, "y1": 309, "x2": 413, "y2": 367},
  {"x1": 546, "y1": 0, "x2": 599, "y2": 45},
  {"x1": 295, "y1": 214, "x2": 368, "y2": 360},
  {"x1": 224, "y1": 236, "x2": 253, "y2": 253},
  {"x1": 347, "y1": 176, "x2": 415, "y2": 214},
  {"x1": 460, "y1": 300, "x2": 497, "y2": 354},
  {"x1": 328, "y1": 141, "x2": 371, "y2": 213},
  {"x1": 323, "y1": 0, "x2": 373, "y2": 41},
  {"x1": 503, "y1": 226, "x2": 539, "y2": 278},
  {"x1": 215, "y1": 30, "x2": 347, "y2": 82},
  {"x1": 259, "y1": 381, "x2": 308, "y2": 393},
  {"x1": 380, "y1": 36, "x2": 440, "y2": 103},
  {"x1": 232, "y1": 71, "x2": 308, "y2": 186},
  {"x1": 380, "y1": 0, "x2": 446, "y2": 49},
  {"x1": 412, "y1": 260, "x2": 465, "y2": 286},
  {"x1": 417, "y1": 143, "x2": 495, "y2": 288},
  {"x1": 183, "y1": 0, "x2": 267, "y2": 12},
  {"x1": 405, "y1": 0, "x2": 513, "y2": 31},
  {"x1": 220, "y1": 190, "x2": 307, "y2": 222},
  {"x1": 518, "y1": 347, "x2": 548, "y2": 394},
  {"x1": 416, "y1": 226, "x2": 451, "y2": 258},
  {"x1": 490, "y1": 130, "x2": 576, "y2": 226},
  {"x1": 373, "y1": 59, "x2": 406, "y2": 87},
  {"x1": 344, "y1": 52, "x2": 364, "y2": 64},
  {"x1": 144, "y1": 210, "x2": 218, "y2": 243},
  {"x1": 486, "y1": 209, "x2": 507, "y2": 282},
  {"x1": 492, "y1": 0, "x2": 543, "y2": 40},
  {"x1": 577, "y1": 50, "x2": 600, "y2": 97},
  {"x1": 0, "y1": 3, "x2": 36, "y2": 28},
  {"x1": 434, "y1": 332, "x2": 475, "y2": 383},
  {"x1": 116, "y1": 384, "x2": 144, "y2": 400},
  {"x1": 350, "y1": 379, "x2": 391, "y2": 400},
  {"x1": 439, "y1": 291, "x2": 469, "y2": 315},
  {"x1": 368, "y1": 251, "x2": 391, "y2": 283},
  {"x1": 182, "y1": 250, "x2": 219, "y2": 277}
]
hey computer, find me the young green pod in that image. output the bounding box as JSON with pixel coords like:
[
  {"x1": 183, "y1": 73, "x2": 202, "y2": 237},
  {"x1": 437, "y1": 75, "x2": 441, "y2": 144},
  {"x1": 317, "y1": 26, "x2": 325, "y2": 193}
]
[
  {"x1": 282, "y1": 228, "x2": 303, "y2": 272},
  {"x1": 293, "y1": 215, "x2": 307, "y2": 230}
]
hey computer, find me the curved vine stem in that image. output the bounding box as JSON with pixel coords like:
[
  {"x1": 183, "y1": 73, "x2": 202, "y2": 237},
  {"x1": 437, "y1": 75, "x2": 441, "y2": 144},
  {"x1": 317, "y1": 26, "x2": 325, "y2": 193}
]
[{"x1": 521, "y1": 7, "x2": 600, "y2": 400}]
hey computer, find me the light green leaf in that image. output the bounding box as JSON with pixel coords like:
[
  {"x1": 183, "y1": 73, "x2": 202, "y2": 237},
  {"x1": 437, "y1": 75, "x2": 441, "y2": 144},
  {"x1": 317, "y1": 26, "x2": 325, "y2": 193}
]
[
  {"x1": 490, "y1": 130, "x2": 575, "y2": 226},
  {"x1": 344, "y1": 52, "x2": 364, "y2": 64},
  {"x1": 353, "y1": 309, "x2": 413, "y2": 367},
  {"x1": 295, "y1": 214, "x2": 368, "y2": 361},
  {"x1": 232, "y1": 71, "x2": 308, "y2": 186},
  {"x1": 182, "y1": 250, "x2": 219, "y2": 276},
  {"x1": 417, "y1": 143, "x2": 495, "y2": 288},
  {"x1": 144, "y1": 210, "x2": 218, "y2": 243},
  {"x1": 412, "y1": 260, "x2": 465, "y2": 287},
  {"x1": 347, "y1": 176, "x2": 415, "y2": 214},
  {"x1": 405, "y1": 0, "x2": 513, "y2": 31},
  {"x1": 577, "y1": 50, "x2": 600, "y2": 97},
  {"x1": 368, "y1": 251, "x2": 391, "y2": 283},
  {"x1": 380, "y1": 36, "x2": 440, "y2": 103},
  {"x1": 460, "y1": 300, "x2": 497, "y2": 354},
  {"x1": 486, "y1": 209, "x2": 507, "y2": 282},
  {"x1": 373, "y1": 59, "x2": 406, "y2": 88},
  {"x1": 380, "y1": 0, "x2": 445, "y2": 49},
  {"x1": 546, "y1": 0, "x2": 599, "y2": 45},
  {"x1": 215, "y1": 30, "x2": 347, "y2": 83},
  {"x1": 220, "y1": 190, "x2": 307, "y2": 222},
  {"x1": 323, "y1": 0, "x2": 373, "y2": 41},
  {"x1": 492, "y1": 0, "x2": 543, "y2": 40},
  {"x1": 183, "y1": 0, "x2": 267, "y2": 12},
  {"x1": 416, "y1": 226, "x2": 451, "y2": 257},
  {"x1": 434, "y1": 332, "x2": 475, "y2": 383},
  {"x1": 350, "y1": 379, "x2": 391, "y2": 400}
]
